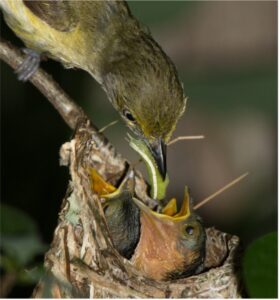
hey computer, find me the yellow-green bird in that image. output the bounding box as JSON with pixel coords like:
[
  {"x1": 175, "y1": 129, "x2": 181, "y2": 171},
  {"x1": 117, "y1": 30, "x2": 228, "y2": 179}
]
[{"x1": 0, "y1": 0, "x2": 187, "y2": 179}]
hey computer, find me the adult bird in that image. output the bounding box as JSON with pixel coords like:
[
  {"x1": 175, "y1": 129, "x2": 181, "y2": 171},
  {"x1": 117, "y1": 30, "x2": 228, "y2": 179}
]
[
  {"x1": 90, "y1": 168, "x2": 206, "y2": 281},
  {"x1": 0, "y1": 0, "x2": 187, "y2": 180}
]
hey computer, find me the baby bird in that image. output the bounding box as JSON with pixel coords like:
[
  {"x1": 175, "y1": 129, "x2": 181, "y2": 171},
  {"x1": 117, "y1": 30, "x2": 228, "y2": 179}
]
[
  {"x1": 98, "y1": 170, "x2": 141, "y2": 259},
  {"x1": 131, "y1": 187, "x2": 206, "y2": 280},
  {"x1": 90, "y1": 168, "x2": 206, "y2": 281}
]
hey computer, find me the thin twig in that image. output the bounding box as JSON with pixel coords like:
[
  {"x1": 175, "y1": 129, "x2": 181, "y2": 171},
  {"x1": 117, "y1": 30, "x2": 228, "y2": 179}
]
[
  {"x1": 99, "y1": 120, "x2": 119, "y2": 133},
  {"x1": 168, "y1": 135, "x2": 205, "y2": 146},
  {"x1": 0, "y1": 38, "x2": 85, "y2": 129},
  {"x1": 194, "y1": 172, "x2": 249, "y2": 210}
]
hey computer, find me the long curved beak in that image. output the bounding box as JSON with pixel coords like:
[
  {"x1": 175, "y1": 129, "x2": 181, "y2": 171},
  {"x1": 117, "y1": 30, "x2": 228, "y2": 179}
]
[{"x1": 147, "y1": 138, "x2": 167, "y2": 180}]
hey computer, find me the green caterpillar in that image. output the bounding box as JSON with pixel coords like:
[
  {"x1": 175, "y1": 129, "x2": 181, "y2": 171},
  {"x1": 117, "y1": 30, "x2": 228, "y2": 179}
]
[{"x1": 128, "y1": 134, "x2": 169, "y2": 200}]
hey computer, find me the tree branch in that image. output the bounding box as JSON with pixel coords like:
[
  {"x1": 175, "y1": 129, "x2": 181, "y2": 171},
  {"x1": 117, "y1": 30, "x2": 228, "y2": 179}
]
[{"x1": 0, "y1": 38, "x2": 85, "y2": 130}]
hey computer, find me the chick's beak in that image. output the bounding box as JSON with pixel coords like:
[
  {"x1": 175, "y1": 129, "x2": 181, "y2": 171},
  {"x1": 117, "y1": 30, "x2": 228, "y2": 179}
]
[{"x1": 148, "y1": 138, "x2": 167, "y2": 180}]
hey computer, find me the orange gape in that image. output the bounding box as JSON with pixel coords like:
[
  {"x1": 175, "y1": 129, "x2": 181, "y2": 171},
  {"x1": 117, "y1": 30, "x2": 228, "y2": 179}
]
[
  {"x1": 131, "y1": 213, "x2": 187, "y2": 281},
  {"x1": 130, "y1": 192, "x2": 204, "y2": 281},
  {"x1": 89, "y1": 168, "x2": 116, "y2": 196}
]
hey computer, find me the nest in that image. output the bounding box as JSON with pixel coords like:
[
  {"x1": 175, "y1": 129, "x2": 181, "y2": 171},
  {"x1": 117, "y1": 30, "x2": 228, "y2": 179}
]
[{"x1": 32, "y1": 120, "x2": 243, "y2": 298}]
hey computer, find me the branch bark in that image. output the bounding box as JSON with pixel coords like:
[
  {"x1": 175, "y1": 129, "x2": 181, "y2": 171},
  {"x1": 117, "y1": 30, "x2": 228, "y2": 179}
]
[{"x1": 0, "y1": 39, "x2": 243, "y2": 298}]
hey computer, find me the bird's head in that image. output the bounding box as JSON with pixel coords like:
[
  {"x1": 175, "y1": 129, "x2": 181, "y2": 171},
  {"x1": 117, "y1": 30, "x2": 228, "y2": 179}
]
[
  {"x1": 89, "y1": 168, "x2": 141, "y2": 259},
  {"x1": 102, "y1": 34, "x2": 187, "y2": 179},
  {"x1": 131, "y1": 187, "x2": 206, "y2": 280}
]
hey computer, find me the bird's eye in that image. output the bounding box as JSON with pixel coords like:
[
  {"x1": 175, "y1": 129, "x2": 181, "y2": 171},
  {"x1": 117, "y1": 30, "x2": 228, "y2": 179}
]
[
  {"x1": 123, "y1": 109, "x2": 135, "y2": 122},
  {"x1": 185, "y1": 225, "x2": 194, "y2": 235}
]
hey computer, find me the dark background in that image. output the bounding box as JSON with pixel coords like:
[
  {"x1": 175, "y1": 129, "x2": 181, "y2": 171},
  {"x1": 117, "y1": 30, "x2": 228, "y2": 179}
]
[{"x1": 1, "y1": 1, "x2": 277, "y2": 297}]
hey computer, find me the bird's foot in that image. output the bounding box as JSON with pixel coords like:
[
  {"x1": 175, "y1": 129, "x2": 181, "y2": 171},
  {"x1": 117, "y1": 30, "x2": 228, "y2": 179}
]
[{"x1": 16, "y1": 48, "x2": 41, "y2": 81}]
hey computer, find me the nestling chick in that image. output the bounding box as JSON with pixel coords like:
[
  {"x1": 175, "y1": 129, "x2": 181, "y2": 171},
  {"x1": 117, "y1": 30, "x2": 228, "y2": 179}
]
[
  {"x1": 131, "y1": 187, "x2": 206, "y2": 280},
  {"x1": 98, "y1": 170, "x2": 141, "y2": 259},
  {"x1": 0, "y1": 0, "x2": 187, "y2": 179},
  {"x1": 90, "y1": 168, "x2": 206, "y2": 281}
]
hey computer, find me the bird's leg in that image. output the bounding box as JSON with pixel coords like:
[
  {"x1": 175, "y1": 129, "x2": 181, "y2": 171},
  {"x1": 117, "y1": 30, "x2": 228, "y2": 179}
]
[{"x1": 15, "y1": 48, "x2": 41, "y2": 81}]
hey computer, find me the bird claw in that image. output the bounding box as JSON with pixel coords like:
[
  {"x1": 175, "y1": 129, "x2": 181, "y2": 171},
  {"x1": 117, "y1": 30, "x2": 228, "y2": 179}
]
[{"x1": 15, "y1": 48, "x2": 41, "y2": 81}]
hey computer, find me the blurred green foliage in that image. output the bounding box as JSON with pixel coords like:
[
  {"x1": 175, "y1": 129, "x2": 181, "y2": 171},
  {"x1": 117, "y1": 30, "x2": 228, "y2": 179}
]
[
  {"x1": 129, "y1": 1, "x2": 196, "y2": 26},
  {"x1": 185, "y1": 70, "x2": 277, "y2": 118},
  {"x1": 0, "y1": 204, "x2": 46, "y2": 290},
  {"x1": 243, "y1": 232, "x2": 277, "y2": 298}
]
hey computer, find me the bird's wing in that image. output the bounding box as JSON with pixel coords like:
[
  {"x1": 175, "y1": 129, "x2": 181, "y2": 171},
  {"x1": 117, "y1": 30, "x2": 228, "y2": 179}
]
[{"x1": 23, "y1": 0, "x2": 78, "y2": 32}]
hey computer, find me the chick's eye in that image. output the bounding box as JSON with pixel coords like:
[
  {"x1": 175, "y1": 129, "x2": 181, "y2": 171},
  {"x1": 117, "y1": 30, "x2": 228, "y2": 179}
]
[
  {"x1": 185, "y1": 225, "x2": 194, "y2": 235},
  {"x1": 123, "y1": 109, "x2": 135, "y2": 122}
]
